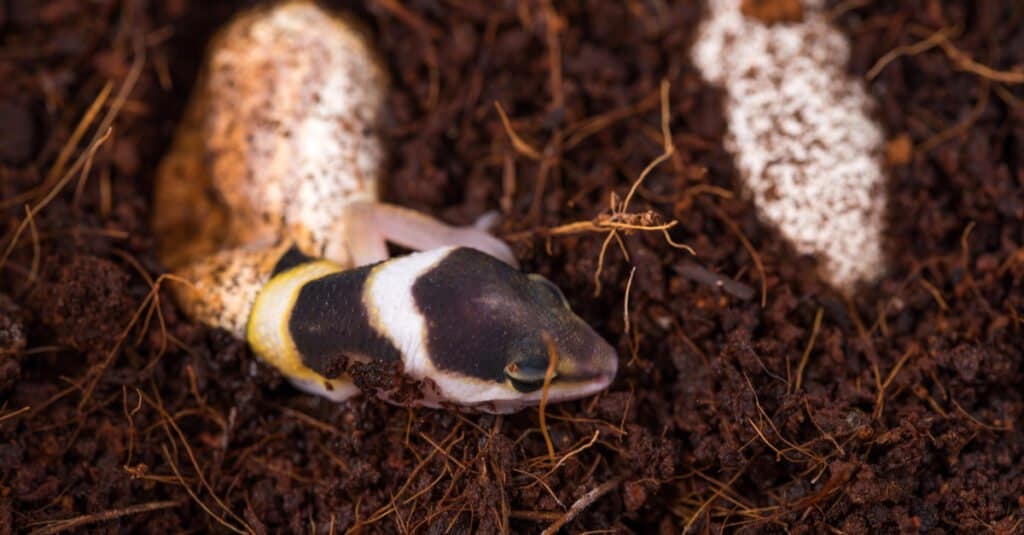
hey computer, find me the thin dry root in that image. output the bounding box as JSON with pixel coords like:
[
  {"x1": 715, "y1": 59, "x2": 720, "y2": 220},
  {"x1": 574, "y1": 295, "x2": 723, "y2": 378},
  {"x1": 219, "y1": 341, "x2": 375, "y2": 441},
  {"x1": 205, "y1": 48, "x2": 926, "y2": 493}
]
[
  {"x1": 526, "y1": 80, "x2": 695, "y2": 298},
  {"x1": 538, "y1": 332, "x2": 560, "y2": 461},
  {"x1": 541, "y1": 477, "x2": 621, "y2": 535}
]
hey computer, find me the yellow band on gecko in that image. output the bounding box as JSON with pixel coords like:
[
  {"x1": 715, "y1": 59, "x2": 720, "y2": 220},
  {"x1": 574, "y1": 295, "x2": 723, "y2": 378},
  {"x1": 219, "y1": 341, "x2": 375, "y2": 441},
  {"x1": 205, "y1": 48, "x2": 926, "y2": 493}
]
[{"x1": 247, "y1": 260, "x2": 343, "y2": 385}]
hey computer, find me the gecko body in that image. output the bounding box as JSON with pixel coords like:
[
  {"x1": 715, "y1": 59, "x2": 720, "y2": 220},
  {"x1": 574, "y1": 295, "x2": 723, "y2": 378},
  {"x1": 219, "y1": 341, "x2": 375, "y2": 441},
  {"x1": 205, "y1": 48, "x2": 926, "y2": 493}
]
[{"x1": 153, "y1": 2, "x2": 617, "y2": 413}]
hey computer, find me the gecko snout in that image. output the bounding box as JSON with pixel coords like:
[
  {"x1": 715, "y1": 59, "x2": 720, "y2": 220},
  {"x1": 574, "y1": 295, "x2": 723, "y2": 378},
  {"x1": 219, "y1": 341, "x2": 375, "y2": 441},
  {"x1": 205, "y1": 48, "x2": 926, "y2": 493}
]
[
  {"x1": 399, "y1": 247, "x2": 620, "y2": 412},
  {"x1": 540, "y1": 324, "x2": 619, "y2": 400}
]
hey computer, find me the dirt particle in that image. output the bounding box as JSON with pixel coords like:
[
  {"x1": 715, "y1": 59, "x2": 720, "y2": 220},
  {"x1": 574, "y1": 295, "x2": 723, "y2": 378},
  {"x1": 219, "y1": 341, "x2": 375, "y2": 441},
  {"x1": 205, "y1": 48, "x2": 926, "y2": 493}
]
[
  {"x1": 348, "y1": 360, "x2": 424, "y2": 405},
  {"x1": 26, "y1": 255, "x2": 136, "y2": 353},
  {"x1": 0, "y1": 101, "x2": 36, "y2": 164},
  {"x1": 886, "y1": 133, "x2": 913, "y2": 166},
  {"x1": 741, "y1": 0, "x2": 803, "y2": 24},
  {"x1": 0, "y1": 293, "x2": 26, "y2": 356},
  {"x1": 936, "y1": 344, "x2": 983, "y2": 383},
  {"x1": 0, "y1": 293, "x2": 26, "y2": 393},
  {"x1": 623, "y1": 480, "x2": 648, "y2": 512}
]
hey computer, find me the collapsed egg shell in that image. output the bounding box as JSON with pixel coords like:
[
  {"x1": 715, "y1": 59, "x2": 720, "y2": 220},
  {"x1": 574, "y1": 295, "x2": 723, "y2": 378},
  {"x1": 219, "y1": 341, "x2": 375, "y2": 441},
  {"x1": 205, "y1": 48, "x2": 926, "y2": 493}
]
[
  {"x1": 153, "y1": 1, "x2": 388, "y2": 270},
  {"x1": 692, "y1": 0, "x2": 887, "y2": 292}
]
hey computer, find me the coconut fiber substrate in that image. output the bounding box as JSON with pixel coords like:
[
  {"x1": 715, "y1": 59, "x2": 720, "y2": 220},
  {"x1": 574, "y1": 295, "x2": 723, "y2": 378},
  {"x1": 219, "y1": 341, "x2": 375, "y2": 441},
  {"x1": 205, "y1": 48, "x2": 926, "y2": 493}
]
[{"x1": 1, "y1": 0, "x2": 1023, "y2": 533}]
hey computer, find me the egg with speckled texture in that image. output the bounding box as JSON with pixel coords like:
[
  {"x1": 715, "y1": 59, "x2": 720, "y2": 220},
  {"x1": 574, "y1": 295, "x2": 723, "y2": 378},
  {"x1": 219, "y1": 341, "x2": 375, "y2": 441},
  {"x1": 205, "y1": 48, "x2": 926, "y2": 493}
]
[{"x1": 153, "y1": 1, "x2": 388, "y2": 273}]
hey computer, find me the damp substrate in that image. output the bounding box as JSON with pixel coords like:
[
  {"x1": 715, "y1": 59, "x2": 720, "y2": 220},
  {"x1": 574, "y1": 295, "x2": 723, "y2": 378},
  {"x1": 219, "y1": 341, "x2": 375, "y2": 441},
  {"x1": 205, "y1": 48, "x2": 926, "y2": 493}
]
[{"x1": 1, "y1": 1, "x2": 1022, "y2": 533}]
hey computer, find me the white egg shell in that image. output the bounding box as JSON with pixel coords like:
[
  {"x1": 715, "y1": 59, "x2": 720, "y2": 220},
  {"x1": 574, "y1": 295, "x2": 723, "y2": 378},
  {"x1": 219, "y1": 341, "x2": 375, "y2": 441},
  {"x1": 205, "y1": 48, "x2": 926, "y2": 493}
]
[
  {"x1": 153, "y1": 1, "x2": 388, "y2": 270},
  {"x1": 691, "y1": 0, "x2": 887, "y2": 292}
]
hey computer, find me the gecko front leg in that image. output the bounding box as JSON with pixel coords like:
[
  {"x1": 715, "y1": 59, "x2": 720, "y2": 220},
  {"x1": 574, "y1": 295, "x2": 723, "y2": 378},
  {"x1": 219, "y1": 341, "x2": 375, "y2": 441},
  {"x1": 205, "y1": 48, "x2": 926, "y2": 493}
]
[{"x1": 335, "y1": 201, "x2": 519, "y2": 268}]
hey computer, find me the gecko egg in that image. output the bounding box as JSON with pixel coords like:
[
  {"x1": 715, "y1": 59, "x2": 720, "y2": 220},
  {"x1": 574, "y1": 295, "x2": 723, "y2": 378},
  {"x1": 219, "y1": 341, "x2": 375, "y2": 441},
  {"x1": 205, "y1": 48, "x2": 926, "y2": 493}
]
[
  {"x1": 153, "y1": 1, "x2": 388, "y2": 271},
  {"x1": 691, "y1": 0, "x2": 887, "y2": 292}
]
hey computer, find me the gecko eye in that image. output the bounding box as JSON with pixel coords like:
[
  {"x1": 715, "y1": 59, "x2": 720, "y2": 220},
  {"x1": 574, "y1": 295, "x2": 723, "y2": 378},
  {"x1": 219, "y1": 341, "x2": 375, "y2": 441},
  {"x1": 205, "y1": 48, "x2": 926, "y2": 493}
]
[
  {"x1": 528, "y1": 274, "x2": 570, "y2": 309},
  {"x1": 504, "y1": 360, "x2": 554, "y2": 393}
]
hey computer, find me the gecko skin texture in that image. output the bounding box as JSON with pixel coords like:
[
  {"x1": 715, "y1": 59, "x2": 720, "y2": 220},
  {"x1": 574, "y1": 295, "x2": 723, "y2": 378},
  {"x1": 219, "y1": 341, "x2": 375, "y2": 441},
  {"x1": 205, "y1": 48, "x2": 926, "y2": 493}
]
[
  {"x1": 153, "y1": 2, "x2": 618, "y2": 413},
  {"x1": 692, "y1": 0, "x2": 887, "y2": 291}
]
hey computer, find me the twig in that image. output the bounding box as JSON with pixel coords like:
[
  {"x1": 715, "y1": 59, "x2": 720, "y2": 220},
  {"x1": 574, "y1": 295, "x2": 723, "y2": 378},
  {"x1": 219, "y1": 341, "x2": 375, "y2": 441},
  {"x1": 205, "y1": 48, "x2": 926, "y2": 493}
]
[
  {"x1": 160, "y1": 445, "x2": 249, "y2": 534},
  {"x1": 873, "y1": 346, "x2": 917, "y2": 420},
  {"x1": 510, "y1": 510, "x2": 562, "y2": 522},
  {"x1": 23, "y1": 81, "x2": 112, "y2": 208},
  {"x1": 539, "y1": 332, "x2": 560, "y2": 461},
  {"x1": 936, "y1": 34, "x2": 1024, "y2": 84},
  {"x1": 151, "y1": 395, "x2": 250, "y2": 530},
  {"x1": 514, "y1": 468, "x2": 565, "y2": 509},
  {"x1": 681, "y1": 468, "x2": 747, "y2": 533},
  {"x1": 621, "y1": 78, "x2": 674, "y2": 212},
  {"x1": 793, "y1": 307, "x2": 825, "y2": 393},
  {"x1": 994, "y1": 84, "x2": 1024, "y2": 114},
  {"x1": 623, "y1": 266, "x2": 640, "y2": 365},
  {"x1": 747, "y1": 418, "x2": 787, "y2": 462},
  {"x1": 77, "y1": 272, "x2": 194, "y2": 410},
  {"x1": 623, "y1": 267, "x2": 637, "y2": 334},
  {"x1": 678, "y1": 262, "x2": 755, "y2": 300},
  {"x1": 0, "y1": 405, "x2": 31, "y2": 424},
  {"x1": 274, "y1": 404, "x2": 342, "y2": 436},
  {"x1": 549, "y1": 430, "x2": 600, "y2": 473},
  {"x1": 918, "y1": 278, "x2": 949, "y2": 311},
  {"x1": 373, "y1": 0, "x2": 441, "y2": 38},
  {"x1": 24, "y1": 205, "x2": 40, "y2": 282},
  {"x1": 917, "y1": 80, "x2": 990, "y2": 155},
  {"x1": 494, "y1": 101, "x2": 542, "y2": 160},
  {"x1": 710, "y1": 205, "x2": 767, "y2": 307},
  {"x1": 826, "y1": 0, "x2": 873, "y2": 22},
  {"x1": 374, "y1": 0, "x2": 440, "y2": 108},
  {"x1": 867, "y1": 27, "x2": 956, "y2": 81},
  {"x1": 950, "y1": 397, "x2": 1013, "y2": 432},
  {"x1": 563, "y1": 89, "x2": 660, "y2": 150},
  {"x1": 0, "y1": 127, "x2": 113, "y2": 271},
  {"x1": 419, "y1": 431, "x2": 467, "y2": 472},
  {"x1": 356, "y1": 424, "x2": 463, "y2": 529},
  {"x1": 27, "y1": 500, "x2": 182, "y2": 535},
  {"x1": 503, "y1": 80, "x2": 694, "y2": 297},
  {"x1": 541, "y1": 0, "x2": 565, "y2": 112},
  {"x1": 541, "y1": 478, "x2": 621, "y2": 535},
  {"x1": 73, "y1": 30, "x2": 146, "y2": 205}
]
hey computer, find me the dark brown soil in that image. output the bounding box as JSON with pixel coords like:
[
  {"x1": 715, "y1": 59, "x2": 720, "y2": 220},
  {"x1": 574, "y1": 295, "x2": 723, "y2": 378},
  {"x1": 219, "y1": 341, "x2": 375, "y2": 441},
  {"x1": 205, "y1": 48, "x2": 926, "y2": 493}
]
[{"x1": 2, "y1": 0, "x2": 1022, "y2": 533}]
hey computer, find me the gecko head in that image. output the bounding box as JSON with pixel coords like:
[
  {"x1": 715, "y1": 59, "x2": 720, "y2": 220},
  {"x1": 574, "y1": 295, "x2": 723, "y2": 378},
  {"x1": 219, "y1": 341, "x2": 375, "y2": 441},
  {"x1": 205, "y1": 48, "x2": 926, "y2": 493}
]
[{"x1": 379, "y1": 247, "x2": 619, "y2": 413}]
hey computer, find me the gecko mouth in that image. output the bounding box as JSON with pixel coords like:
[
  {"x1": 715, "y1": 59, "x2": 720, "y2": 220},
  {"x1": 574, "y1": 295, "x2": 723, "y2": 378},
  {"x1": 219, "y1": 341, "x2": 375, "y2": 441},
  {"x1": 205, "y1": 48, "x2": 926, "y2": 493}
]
[
  {"x1": 535, "y1": 332, "x2": 621, "y2": 405},
  {"x1": 498, "y1": 346, "x2": 619, "y2": 412},
  {"x1": 476, "y1": 374, "x2": 615, "y2": 414},
  {"x1": 542, "y1": 370, "x2": 617, "y2": 403}
]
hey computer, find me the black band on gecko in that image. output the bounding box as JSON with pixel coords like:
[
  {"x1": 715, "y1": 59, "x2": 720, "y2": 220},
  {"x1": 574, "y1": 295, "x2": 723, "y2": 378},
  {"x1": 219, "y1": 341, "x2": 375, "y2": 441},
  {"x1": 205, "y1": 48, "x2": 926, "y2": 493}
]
[
  {"x1": 288, "y1": 264, "x2": 403, "y2": 376},
  {"x1": 272, "y1": 245, "x2": 314, "y2": 276}
]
